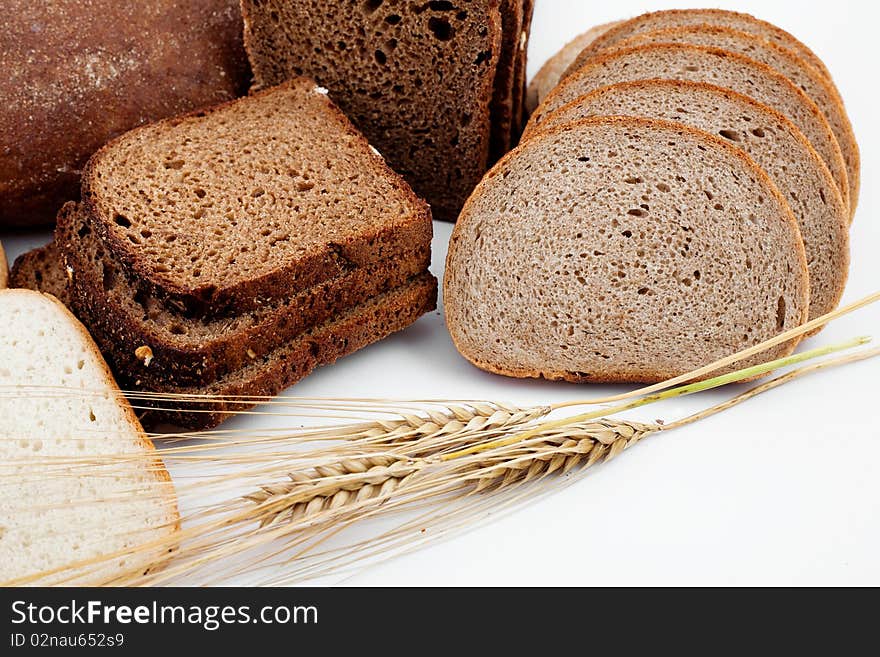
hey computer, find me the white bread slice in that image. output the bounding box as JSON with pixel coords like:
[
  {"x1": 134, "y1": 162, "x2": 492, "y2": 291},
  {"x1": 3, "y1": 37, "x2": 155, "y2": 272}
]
[
  {"x1": 0, "y1": 290, "x2": 178, "y2": 585},
  {"x1": 525, "y1": 21, "x2": 621, "y2": 114},
  {"x1": 0, "y1": 241, "x2": 7, "y2": 289},
  {"x1": 610, "y1": 26, "x2": 859, "y2": 217},
  {"x1": 523, "y1": 80, "x2": 850, "y2": 325},
  {"x1": 445, "y1": 116, "x2": 810, "y2": 383},
  {"x1": 528, "y1": 43, "x2": 850, "y2": 214}
]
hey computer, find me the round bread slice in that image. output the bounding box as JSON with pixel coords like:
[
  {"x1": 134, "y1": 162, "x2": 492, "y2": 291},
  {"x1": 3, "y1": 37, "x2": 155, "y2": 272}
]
[
  {"x1": 523, "y1": 80, "x2": 849, "y2": 324},
  {"x1": 563, "y1": 8, "x2": 834, "y2": 83},
  {"x1": 0, "y1": 289, "x2": 179, "y2": 585},
  {"x1": 525, "y1": 21, "x2": 621, "y2": 114},
  {"x1": 444, "y1": 116, "x2": 810, "y2": 384},
  {"x1": 527, "y1": 44, "x2": 850, "y2": 212},
  {"x1": 610, "y1": 26, "x2": 859, "y2": 216}
]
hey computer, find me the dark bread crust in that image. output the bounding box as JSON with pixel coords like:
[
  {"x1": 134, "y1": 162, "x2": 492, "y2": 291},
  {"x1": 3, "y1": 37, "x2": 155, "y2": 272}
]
[
  {"x1": 85, "y1": 274, "x2": 438, "y2": 430},
  {"x1": 241, "y1": 1, "x2": 505, "y2": 222},
  {"x1": 54, "y1": 202, "x2": 430, "y2": 387},
  {"x1": 80, "y1": 78, "x2": 434, "y2": 316},
  {"x1": 0, "y1": 0, "x2": 249, "y2": 228}
]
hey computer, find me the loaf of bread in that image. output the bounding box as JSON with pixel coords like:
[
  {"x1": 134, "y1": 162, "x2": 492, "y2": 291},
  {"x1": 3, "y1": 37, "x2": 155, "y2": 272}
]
[
  {"x1": 444, "y1": 117, "x2": 810, "y2": 383},
  {"x1": 240, "y1": 1, "x2": 533, "y2": 222},
  {"x1": 525, "y1": 79, "x2": 849, "y2": 324},
  {"x1": 0, "y1": 0, "x2": 249, "y2": 228},
  {"x1": 608, "y1": 26, "x2": 858, "y2": 218},
  {"x1": 527, "y1": 44, "x2": 850, "y2": 213},
  {"x1": 0, "y1": 289, "x2": 178, "y2": 585}
]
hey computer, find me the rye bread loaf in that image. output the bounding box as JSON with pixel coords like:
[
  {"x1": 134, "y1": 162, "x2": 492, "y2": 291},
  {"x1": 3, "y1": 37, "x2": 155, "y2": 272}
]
[
  {"x1": 79, "y1": 274, "x2": 438, "y2": 430},
  {"x1": 81, "y1": 78, "x2": 433, "y2": 317},
  {"x1": 526, "y1": 80, "x2": 850, "y2": 324},
  {"x1": 564, "y1": 8, "x2": 834, "y2": 83},
  {"x1": 444, "y1": 117, "x2": 810, "y2": 383},
  {"x1": 0, "y1": 242, "x2": 7, "y2": 289},
  {"x1": 9, "y1": 242, "x2": 72, "y2": 307},
  {"x1": 240, "y1": 0, "x2": 505, "y2": 222},
  {"x1": 525, "y1": 21, "x2": 621, "y2": 114},
  {"x1": 527, "y1": 44, "x2": 850, "y2": 213},
  {"x1": 53, "y1": 202, "x2": 430, "y2": 387},
  {"x1": 0, "y1": 289, "x2": 178, "y2": 586},
  {"x1": 611, "y1": 26, "x2": 859, "y2": 215},
  {"x1": 0, "y1": 0, "x2": 248, "y2": 228}
]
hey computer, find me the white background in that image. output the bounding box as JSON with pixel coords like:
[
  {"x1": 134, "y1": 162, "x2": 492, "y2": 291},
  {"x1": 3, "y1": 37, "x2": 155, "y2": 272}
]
[{"x1": 3, "y1": 0, "x2": 878, "y2": 586}]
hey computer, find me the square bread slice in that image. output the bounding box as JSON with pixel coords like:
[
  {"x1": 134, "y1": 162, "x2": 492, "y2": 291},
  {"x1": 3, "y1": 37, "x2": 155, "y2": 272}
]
[
  {"x1": 54, "y1": 202, "x2": 430, "y2": 387},
  {"x1": 444, "y1": 116, "x2": 810, "y2": 384},
  {"x1": 0, "y1": 289, "x2": 179, "y2": 585},
  {"x1": 240, "y1": 0, "x2": 504, "y2": 222},
  {"x1": 80, "y1": 77, "x2": 433, "y2": 317}
]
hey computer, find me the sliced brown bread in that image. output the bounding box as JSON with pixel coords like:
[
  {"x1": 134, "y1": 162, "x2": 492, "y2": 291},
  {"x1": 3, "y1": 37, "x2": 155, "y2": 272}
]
[
  {"x1": 0, "y1": 241, "x2": 7, "y2": 289},
  {"x1": 444, "y1": 117, "x2": 810, "y2": 383},
  {"x1": 240, "y1": 0, "x2": 505, "y2": 222},
  {"x1": 563, "y1": 9, "x2": 834, "y2": 82},
  {"x1": 53, "y1": 202, "x2": 430, "y2": 387},
  {"x1": 81, "y1": 78, "x2": 433, "y2": 317},
  {"x1": 527, "y1": 44, "x2": 850, "y2": 212},
  {"x1": 510, "y1": 0, "x2": 536, "y2": 137},
  {"x1": 525, "y1": 21, "x2": 621, "y2": 114},
  {"x1": 526, "y1": 80, "x2": 850, "y2": 324},
  {"x1": 9, "y1": 242, "x2": 71, "y2": 307},
  {"x1": 489, "y1": 0, "x2": 524, "y2": 161},
  {"x1": 611, "y1": 26, "x2": 859, "y2": 215},
  {"x1": 0, "y1": 0, "x2": 249, "y2": 228},
  {"x1": 80, "y1": 274, "x2": 438, "y2": 430}
]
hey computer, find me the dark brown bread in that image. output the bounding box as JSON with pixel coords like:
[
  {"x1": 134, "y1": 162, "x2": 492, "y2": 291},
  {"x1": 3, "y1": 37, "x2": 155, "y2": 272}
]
[
  {"x1": 9, "y1": 242, "x2": 71, "y2": 306},
  {"x1": 510, "y1": 0, "x2": 535, "y2": 138},
  {"x1": 81, "y1": 78, "x2": 433, "y2": 317},
  {"x1": 82, "y1": 274, "x2": 439, "y2": 430},
  {"x1": 488, "y1": 0, "x2": 524, "y2": 161},
  {"x1": 240, "y1": 0, "x2": 504, "y2": 222},
  {"x1": 0, "y1": 0, "x2": 249, "y2": 228},
  {"x1": 54, "y1": 202, "x2": 430, "y2": 387}
]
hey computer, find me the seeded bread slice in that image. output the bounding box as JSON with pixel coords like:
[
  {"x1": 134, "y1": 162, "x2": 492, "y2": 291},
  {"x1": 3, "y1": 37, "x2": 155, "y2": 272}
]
[
  {"x1": 0, "y1": 241, "x2": 7, "y2": 289},
  {"x1": 53, "y1": 202, "x2": 429, "y2": 387},
  {"x1": 525, "y1": 21, "x2": 621, "y2": 115},
  {"x1": 527, "y1": 44, "x2": 850, "y2": 213},
  {"x1": 525, "y1": 80, "x2": 849, "y2": 324},
  {"x1": 9, "y1": 242, "x2": 71, "y2": 307},
  {"x1": 241, "y1": 0, "x2": 505, "y2": 222},
  {"x1": 611, "y1": 26, "x2": 859, "y2": 216},
  {"x1": 0, "y1": 289, "x2": 178, "y2": 586},
  {"x1": 444, "y1": 116, "x2": 810, "y2": 383},
  {"x1": 564, "y1": 8, "x2": 834, "y2": 83},
  {"x1": 81, "y1": 78, "x2": 433, "y2": 317},
  {"x1": 78, "y1": 274, "x2": 438, "y2": 430}
]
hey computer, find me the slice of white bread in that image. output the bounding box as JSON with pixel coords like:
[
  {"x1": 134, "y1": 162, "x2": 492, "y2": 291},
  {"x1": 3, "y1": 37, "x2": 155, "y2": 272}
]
[
  {"x1": 563, "y1": 8, "x2": 834, "y2": 83},
  {"x1": 0, "y1": 290, "x2": 178, "y2": 585},
  {"x1": 609, "y1": 26, "x2": 859, "y2": 216},
  {"x1": 0, "y1": 241, "x2": 7, "y2": 289},
  {"x1": 444, "y1": 116, "x2": 810, "y2": 383},
  {"x1": 527, "y1": 44, "x2": 850, "y2": 213},
  {"x1": 523, "y1": 80, "x2": 850, "y2": 324},
  {"x1": 525, "y1": 21, "x2": 620, "y2": 114}
]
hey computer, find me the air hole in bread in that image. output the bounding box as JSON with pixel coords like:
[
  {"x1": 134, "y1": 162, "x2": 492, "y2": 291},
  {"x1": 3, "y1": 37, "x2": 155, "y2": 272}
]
[
  {"x1": 428, "y1": 17, "x2": 454, "y2": 41},
  {"x1": 375, "y1": 49, "x2": 387, "y2": 65},
  {"x1": 114, "y1": 214, "x2": 131, "y2": 228},
  {"x1": 751, "y1": 128, "x2": 766, "y2": 138},
  {"x1": 385, "y1": 14, "x2": 401, "y2": 24},
  {"x1": 628, "y1": 208, "x2": 647, "y2": 217},
  {"x1": 776, "y1": 297, "x2": 787, "y2": 329},
  {"x1": 718, "y1": 130, "x2": 741, "y2": 142}
]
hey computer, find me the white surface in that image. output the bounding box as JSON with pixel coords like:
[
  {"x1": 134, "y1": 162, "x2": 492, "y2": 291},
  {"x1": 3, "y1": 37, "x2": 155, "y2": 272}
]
[{"x1": 2, "y1": 0, "x2": 879, "y2": 586}]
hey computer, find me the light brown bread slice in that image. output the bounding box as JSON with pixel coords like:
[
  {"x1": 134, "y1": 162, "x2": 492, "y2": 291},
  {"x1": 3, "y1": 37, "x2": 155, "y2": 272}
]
[
  {"x1": 525, "y1": 21, "x2": 620, "y2": 114},
  {"x1": 0, "y1": 289, "x2": 178, "y2": 585},
  {"x1": 81, "y1": 78, "x2": 432, "y2": 317},
  {"x1": 240, "y1": 0, "x2": 504, "y2": 222},
  {"x1": 611, "y1": 26, "x2": 859, "y2": 215},
  {"x1": 0, "y1": 241, "x2": 7, "y2": 289},
  {"x1": 445, "y1": 116, "x2": 810, "y2": 383},
  {"x1": 527, "y1": 44, "x2": 850, "y2": 212},
  {"x1": 564, "y1": 9, "x2": 834, "y2": 82},
  {"x1": 525, "y1": 80, "x2": 849, "y2": 324}
]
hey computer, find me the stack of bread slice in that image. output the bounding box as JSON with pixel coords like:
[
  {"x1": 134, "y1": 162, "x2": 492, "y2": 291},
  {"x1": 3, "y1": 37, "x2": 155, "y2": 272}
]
[
  {"x1": 445, "y1": 9, "x2": 855, "y2": 384},
  {"x1": 13, "y1": 78, "x2": 437, "y2": 429},
  {"x1": 240, "y1": 0, "x2": 534, "y2": 221}
]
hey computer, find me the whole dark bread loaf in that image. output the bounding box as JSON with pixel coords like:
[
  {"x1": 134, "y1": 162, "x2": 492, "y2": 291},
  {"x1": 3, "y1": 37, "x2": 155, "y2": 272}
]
[
  {"x1": 0, "y1": 0, "x2": 249, "y2": 228},
  {"x1": 240, "y1": 0, "x2": 505, "y2": 222}
]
